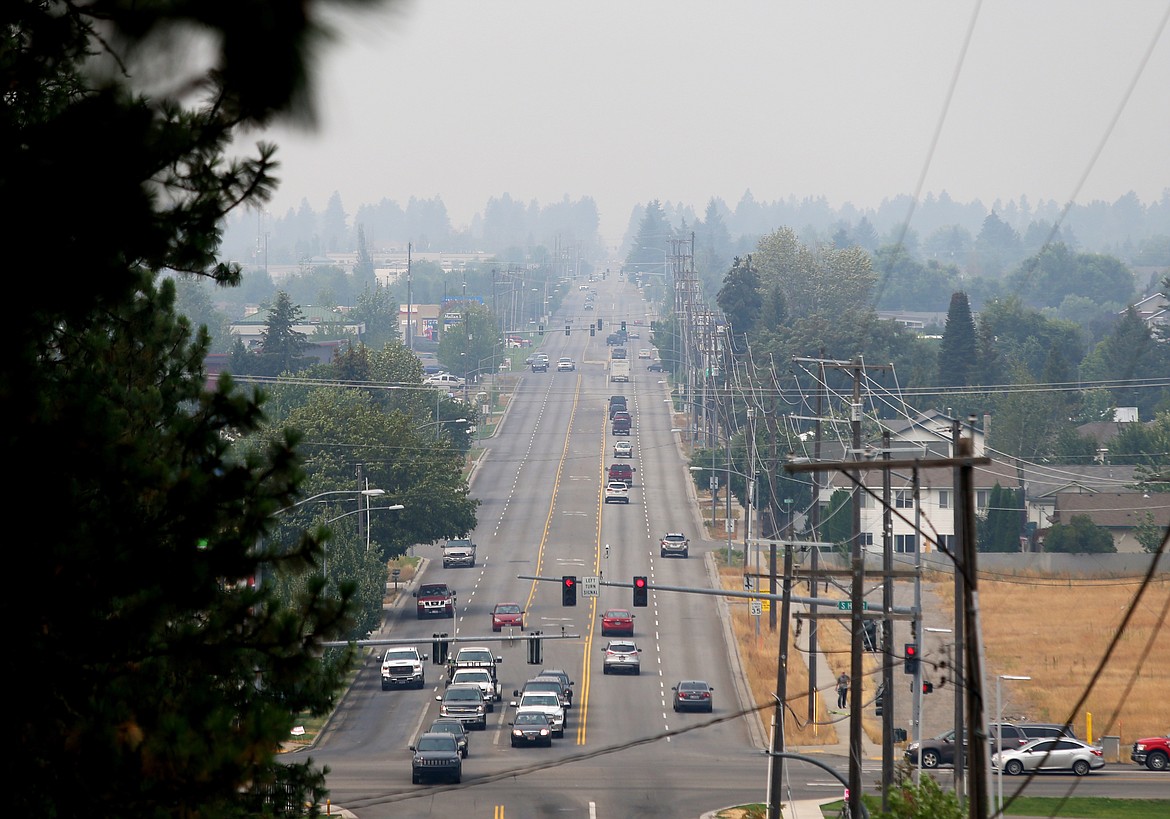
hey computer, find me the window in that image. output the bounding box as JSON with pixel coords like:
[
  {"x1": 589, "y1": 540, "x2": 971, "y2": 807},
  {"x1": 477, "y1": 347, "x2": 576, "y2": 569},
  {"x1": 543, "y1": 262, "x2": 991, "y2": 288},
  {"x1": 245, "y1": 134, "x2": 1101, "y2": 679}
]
[
  {"x1": 895, "y1": 490, "x2": 914, "y2": 509},
  {"x1": 936, "y1": 534, "x2": 956, "y2": 554},
  {"x1": 976, "y1": 490, "x2": 990, "y2": 510},
  {"x1": 895, "y1": 534, "x2": 917, "y2": 554},
  {"x1": 937, "y1": 490, "x2": 951, "y2": 510},
  {"x1": 859, "y1": 533, "x2": 874, "y2": 548},
  {"x1": 856, "y1": 491, "x2": 871, "y2": 509}
]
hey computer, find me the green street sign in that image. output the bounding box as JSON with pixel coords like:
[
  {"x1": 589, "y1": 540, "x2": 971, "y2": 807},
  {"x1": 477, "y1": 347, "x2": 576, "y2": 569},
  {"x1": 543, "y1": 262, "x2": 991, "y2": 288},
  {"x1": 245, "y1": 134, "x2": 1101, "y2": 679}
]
[{"x1": 836, "y1": 600, "x2": 869, "y2": 611}]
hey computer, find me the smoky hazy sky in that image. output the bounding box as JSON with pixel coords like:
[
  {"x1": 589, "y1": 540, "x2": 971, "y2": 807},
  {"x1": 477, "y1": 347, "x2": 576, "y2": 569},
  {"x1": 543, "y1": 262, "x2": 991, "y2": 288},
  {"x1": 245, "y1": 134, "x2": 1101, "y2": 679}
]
[{"x1": 256, "y1": 0, "x2": 1170, "y2": 246}]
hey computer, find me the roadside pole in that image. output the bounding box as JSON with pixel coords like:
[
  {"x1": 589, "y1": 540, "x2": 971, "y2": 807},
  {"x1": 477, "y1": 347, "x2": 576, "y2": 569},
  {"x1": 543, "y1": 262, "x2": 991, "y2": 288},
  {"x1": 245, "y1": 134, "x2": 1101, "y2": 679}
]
[
  {"x1": 880, "y1": 434, "x2": 894, "y2": 812},
  {"x1": 767, "y1": 540, "x2": 795, "y2": 819}
]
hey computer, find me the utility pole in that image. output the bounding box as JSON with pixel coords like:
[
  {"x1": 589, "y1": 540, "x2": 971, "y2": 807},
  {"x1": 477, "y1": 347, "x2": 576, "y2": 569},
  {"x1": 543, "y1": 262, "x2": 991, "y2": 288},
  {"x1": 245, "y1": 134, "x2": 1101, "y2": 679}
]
[
  {"x1": 959, "y1": 431, "x2": 990, "y2": 819},
  {"x1": 952, "y1": 417, "x2": 966, "y2": 805},
  {"x1": 808, "y1": 359, "x2": 825, "y2": 722},
  {"x1": 881, "y1": 431, "x2": 894, "y2": 814},
  {"x1": 767, "y1": 538, "x2": 795, "y2": 819},
  {"x1": 406, "y1": 242, "x2": 413, "y2": 350}
]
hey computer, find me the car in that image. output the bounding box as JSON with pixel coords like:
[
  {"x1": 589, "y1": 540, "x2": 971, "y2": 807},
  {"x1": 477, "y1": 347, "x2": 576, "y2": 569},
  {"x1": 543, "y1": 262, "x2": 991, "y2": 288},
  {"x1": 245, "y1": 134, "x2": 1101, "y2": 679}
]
[
  {"x1": 672, "y1": 680, "x2": 714, "y2": 712},
  {"x1": 427, "y1": 718, "x2": 469, "y2": 758},
  {"x1": 648, "y1": 361, "x2": 665, "y2": 372},
  {"x1": 637, "y1": 349, "x2": 651, "y2": 359},
  {"x1": 604, "y1": 481, "x2": 629, "y2": 504},
  {"x1": 524, "y1": 354, "x2": 535, "y2": 365},
  {"x1": 1131, "y1": 734, "x2": 1170, "y2": 770},
  {"x1": 448, "y1": 667, "x2": 501, "y2": 710},
  {"x1": 660, "y1": 532, "x2": 690, "y2": 558},
  {"x1": 608, "y1": 396, "x2": 628, "y2": 418},
  {"x1": 627, "y1": 331, "x2": 640, "y2": 339},
  {"x1": 537, "y1": 668, "x2": 575, "y2": 708},
  {"x1": 600, "y1": 608, "x2": 635, "y2": 636},
  {"x1": 602, "y1": 639, "x2": 641, "y2": 675},
  {"x1": 531, "y1": 358, "x2": 548, "y2": 372},
  {"x1": 904, "y1": 729, "x2": 961, "y2": 768},
  {"x1": 381, "y1": 646, "x2": 427, "y2": 690},
  {"x1": 613, "y1": 441, "x2": 633, "y2": 458},
  {"x1": 992, "y1": 737, "x2": 1105, "y2": 776},
  {"x1": 515, "y1": 676, "x2": 571, "y2": 711},
  {"x1": 584, "y1": 302, "x2": 594, "y2": 310},
  {"x1": 607, "y1": 463, "x2": 635, "y2": 486},
  {"x1": 435, "y1": 683, "x2": 488, "y2": 730},
  {"x1": 445, "y1": 645, "x2": 501, "y2": 683},
  {"x1": 410, "y1": 732, "x2": 462, "y2": 784},
  {"x1": 610, "y1": 347, "x2": 627, "y2": 360},
  {"x1": 491, "y1": 601, "x2": 525, "y2": 632},
  {"x1": 579, "y1": 284, "x2": 589, "y2": 291},
  {"x1": 1018, "y1": 723, "x2": 1078, "y2": 741},
  {"x1": 424, "y1": 372, "x2": 465, "y2": 388},
  {"x1": 509, "y1": 691, "x2": 565, "y2": 737},
  {"x1": 510, "y1": 712, "x2": 554, "y2": 747},
  {"x1": 557, "y1": 357, "x2": 575, "y2": 371}
]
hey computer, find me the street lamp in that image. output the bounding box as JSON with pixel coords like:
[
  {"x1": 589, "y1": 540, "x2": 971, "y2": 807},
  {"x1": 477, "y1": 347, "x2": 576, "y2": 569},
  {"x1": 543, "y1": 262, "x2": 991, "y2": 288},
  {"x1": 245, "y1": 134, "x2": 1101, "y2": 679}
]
[
  {"x1": 273, "y1": 488, "x2": 385, "y2": 517},
  {"x1": 321, "y1": 503, "x2": 405, "y2": 576},
  {"x1": 996, "y1": 674, "x2": 1031, "y2": 816}
]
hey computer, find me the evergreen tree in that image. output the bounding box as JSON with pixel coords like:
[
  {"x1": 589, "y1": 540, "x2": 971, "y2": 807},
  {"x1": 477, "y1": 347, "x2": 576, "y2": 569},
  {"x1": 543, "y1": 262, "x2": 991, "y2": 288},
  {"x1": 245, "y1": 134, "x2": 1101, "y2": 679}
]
[
  {"x1": 717, "y1": 255, "x2": 762, "y2": 350},
  {"x1": 259, "y1": 291, "x2": 311, "y2": 375},
  {"x1": 1045, "y1": 515, "x2": 1117, "y2": 553},
  {"x1": 978, "y1": 484, "x2": 1023, "y2": 552},
  {"x1": 937, "y1": 292, "x2": 978, "y2": 387},
  {"x1": 5, "y1": 1, "x2": 377, "y2": 814}
]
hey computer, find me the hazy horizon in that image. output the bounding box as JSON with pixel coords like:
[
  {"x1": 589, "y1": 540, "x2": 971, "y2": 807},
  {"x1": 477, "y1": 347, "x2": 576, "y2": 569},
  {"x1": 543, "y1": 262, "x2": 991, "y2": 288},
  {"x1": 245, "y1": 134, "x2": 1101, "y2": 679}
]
[{"x1": 253, "y1": 1, "x2": 1170, "y2": 247}]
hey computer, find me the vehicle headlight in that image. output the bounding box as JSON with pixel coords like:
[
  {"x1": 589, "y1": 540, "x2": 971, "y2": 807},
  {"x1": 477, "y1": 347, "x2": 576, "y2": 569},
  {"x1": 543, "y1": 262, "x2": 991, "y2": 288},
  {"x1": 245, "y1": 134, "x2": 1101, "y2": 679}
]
[
  {"x1": 1136, "y1": 742, "x2": 1146, "y2": 750},
  {"x1": 512, "y1": 729, "x2": 523, "y2": 737},
  {"x1": 907, "y1": 742, "x2": 919, "y2": 752}
]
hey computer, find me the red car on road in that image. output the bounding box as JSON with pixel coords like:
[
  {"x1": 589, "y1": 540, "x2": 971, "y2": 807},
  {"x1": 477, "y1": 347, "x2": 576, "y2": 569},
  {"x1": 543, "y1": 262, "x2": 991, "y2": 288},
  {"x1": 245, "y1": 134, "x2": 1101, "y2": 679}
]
[
  {"x1": 600, "y1": 608, "x2": 635, "y2": 636},
  {"x1": 491, "y1": 602, "x2": 525, "y2": 632}
]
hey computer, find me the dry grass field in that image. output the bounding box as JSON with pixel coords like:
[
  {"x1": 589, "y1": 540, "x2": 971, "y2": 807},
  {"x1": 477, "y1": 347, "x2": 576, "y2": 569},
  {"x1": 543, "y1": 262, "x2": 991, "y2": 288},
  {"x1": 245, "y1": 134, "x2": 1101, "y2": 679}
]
[
  {"x1": 717, "y1": 564, "x2": 839, "y2": 746},
  {"x1": 968, "y1": 571, "x2": 1170, "y2": 747}
]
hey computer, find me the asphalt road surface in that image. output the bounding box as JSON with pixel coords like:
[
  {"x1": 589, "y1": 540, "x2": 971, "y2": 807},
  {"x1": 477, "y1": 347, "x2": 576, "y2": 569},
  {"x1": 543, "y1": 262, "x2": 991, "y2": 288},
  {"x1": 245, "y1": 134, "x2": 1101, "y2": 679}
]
[{"x1": 284, "y1": 277, "x2": 1169, "y2": 818}]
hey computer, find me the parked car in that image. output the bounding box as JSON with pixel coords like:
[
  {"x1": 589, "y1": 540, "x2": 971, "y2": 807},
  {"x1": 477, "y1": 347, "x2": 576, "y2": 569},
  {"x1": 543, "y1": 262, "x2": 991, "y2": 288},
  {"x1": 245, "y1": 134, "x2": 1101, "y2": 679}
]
[
  {"x1": 1018, "y1": 723, "x2": 1077, "y2": 741},
  {"x1": 613, "y1": 441, "x2": 633, "y2": 458},
  {"x1": 427, "y1": 718, "x2": 469, "y2": 758},
  {"x1": 600, "y1": 608, "x2": 635, "y2": 636},
  {"x1": 424, "y1": 372, "x2": 465, "y2": 388},
  {"x1": 510, "y1": 712, "x2": 554, "y2": 747},
  {"x1": 992, "y1": 737, "x2": 1105, "y2": 776},
  {"x1": 557, "y1": 357, "x2": 575, "y2": 371},
  {"x1": 660, "y1": 532, "x2": 690, "y2": 558},
  {"x1": 1131, "y1": 734, "x2": 1170, "y2": 770},
  {"x1": 491, "y1": 601, "x2": 525, "y2": 632},
  {"x1": 602, "y1": 640, "x2": 641, "y2": 675},
  {"x1": 672, "y1": 680, "x2": 714, "y2": 713},
  {"x1": 410, "y1": 732, "x2": 462, "y2": 784}
]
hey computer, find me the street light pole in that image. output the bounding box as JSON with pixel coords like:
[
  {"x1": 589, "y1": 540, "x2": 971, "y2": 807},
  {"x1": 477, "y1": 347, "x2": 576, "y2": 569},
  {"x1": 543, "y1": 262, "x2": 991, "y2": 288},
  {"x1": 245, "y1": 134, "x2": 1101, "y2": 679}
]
[
  {"x1": 997, "y1": 674, "x2": 1030, "y2": 816},
  {"x1": 322, "y1": 503, "x2": 405, "y2": 577}
]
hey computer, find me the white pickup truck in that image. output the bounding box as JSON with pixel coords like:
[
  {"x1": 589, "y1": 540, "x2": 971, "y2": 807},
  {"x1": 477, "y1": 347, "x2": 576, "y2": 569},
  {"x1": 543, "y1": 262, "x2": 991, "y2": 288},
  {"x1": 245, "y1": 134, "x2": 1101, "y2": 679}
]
[
  {"x1": 380, "y1": 646, "x2": 428, "y2": 690},
  {"x1": 448, "y1": 667, "x2": 502, "y2": 710},
  {"x1": 443, "y1": 538, "x2": 477, "y2": 568}
]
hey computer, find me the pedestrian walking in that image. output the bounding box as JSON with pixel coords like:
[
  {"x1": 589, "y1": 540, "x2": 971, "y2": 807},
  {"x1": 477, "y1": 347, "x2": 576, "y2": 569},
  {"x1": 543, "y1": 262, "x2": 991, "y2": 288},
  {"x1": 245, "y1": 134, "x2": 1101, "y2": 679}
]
[{"x1": 837, "y1": 672, "x2": 850, "y2": 709}]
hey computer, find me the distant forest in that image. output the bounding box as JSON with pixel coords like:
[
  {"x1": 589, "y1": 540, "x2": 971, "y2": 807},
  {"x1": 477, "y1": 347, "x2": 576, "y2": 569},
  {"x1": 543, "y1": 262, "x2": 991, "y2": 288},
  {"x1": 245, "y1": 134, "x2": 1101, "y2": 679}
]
[{"x1": 220, "y1": 189, "x2": 1170, "y2": 287}]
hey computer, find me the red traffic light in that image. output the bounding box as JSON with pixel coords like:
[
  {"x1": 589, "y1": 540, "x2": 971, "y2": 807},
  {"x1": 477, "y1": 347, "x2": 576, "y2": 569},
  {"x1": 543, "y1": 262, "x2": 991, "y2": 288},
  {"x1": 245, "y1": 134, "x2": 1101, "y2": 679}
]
[
  {"x1": 563, "y1": 577, "x2": 575, "y2": 587},
  {"x1": 634, "y1": 577, "x2": 646, "y2": 589}
]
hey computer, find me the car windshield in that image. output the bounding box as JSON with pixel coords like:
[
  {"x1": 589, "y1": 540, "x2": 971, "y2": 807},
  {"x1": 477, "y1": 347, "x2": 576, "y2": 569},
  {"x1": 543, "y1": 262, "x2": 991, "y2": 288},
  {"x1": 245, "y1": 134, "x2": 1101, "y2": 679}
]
[
  {"x1": 515, "y1": 713, "x2": 547, "y2": 726},
  {"x1": 416, "y1": 735, "x2": 456, "y2": 752},
  {"x1": 526, "y1": 681, "x2": 559, "y2": 693},
  {"x1": 609, "y1": 642, "x2": 635, "y2": 653},
  {"x1": 539, "y1": 670, "x2": 568, "y2": 684},
  {"x1": 458, "y1": 650, "x2": 493, "y2": 663},
  {"x1": 495, "y1": 604, "x2": 520, "y2": 614},
  {"x1": 678, "y1": 682, "x2": 707, "y2": 691},
  {"x1": 523, "y1": 694, "x2": 559, "y2": 707},
  {"x1": 454, "y1": 670, "x2": 490, "y2": 682},
  {"x1": 430, "y1": 722, "x2": 461, "y2": 736},
  {"x1": 385, "y1": 650, "x2": 416, "y2": 661},
  {"x1": 419, "y1": 585, "x2": 447, "y2": 595},
  {"x1": 447, "y1": 688, "x2": 482, "y2": 701},
  {"x1": 605, "y1": 610, "x2": 630, "y2": 618}
]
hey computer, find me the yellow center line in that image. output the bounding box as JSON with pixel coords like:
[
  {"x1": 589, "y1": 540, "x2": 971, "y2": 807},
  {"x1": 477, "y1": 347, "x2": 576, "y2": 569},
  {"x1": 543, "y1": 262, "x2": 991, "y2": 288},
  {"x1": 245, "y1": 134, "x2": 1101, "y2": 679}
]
[{"x1": 576, "y1": 398, "x2": 609, "y2": 745}]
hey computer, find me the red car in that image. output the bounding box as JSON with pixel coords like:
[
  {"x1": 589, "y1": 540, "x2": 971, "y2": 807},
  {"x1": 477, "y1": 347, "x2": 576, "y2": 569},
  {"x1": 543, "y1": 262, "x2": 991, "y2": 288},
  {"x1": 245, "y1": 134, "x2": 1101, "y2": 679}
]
[
  {"x1": 491, "y1": 602, "x2": 525, "y2": 632},
  {"x1": 600, "y1": 608, "x2": 635, "y2": 636}
]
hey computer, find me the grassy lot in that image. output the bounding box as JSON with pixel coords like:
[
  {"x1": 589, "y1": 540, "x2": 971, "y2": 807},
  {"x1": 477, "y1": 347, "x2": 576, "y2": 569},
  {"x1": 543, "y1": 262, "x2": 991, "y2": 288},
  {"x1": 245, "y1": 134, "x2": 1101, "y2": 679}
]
[{"x1": 933, "y1": 572, "x2": 1170, "y2": 747}]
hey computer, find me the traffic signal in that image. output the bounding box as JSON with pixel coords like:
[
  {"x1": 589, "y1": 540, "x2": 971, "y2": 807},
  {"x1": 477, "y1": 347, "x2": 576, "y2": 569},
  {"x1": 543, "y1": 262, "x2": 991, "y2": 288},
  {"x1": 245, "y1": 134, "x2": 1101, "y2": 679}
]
[
  {"x1": 527, "y1": 630, "x2": 543, "y2": 664},
  {"x1": 904, "y1": 643, "x2": 918, "y2": 674},
  {"x1": 432, "y1": 632, "x2": 450, "y2": 665},
  {"x1": 539, "y1": 324, "x2": 544, "y2": 336},
  {"x1": 597, "y1": 319, "x2": 602, "y2": 330},
  {"x1": 564, "y1": 325, "x2": 570, "y2": 336},
  {"x1": 862, "y1": 619, "x2": 879, "y2": 652},
  {"x1": 633, "y1": 576, "x2": 648, "y2": 607},
  {"x1": 922, "y1": 681, "x2": 934, "y2": 694},
  {"x1": 590, "y1": 326, "x2": 595, "y2": 337},
  {"x1": 620, "y1": 320, "x2": 627, "y2": 332},
  {"x1": 561, "y1": 575, "x2": 577, "y2": 606}
]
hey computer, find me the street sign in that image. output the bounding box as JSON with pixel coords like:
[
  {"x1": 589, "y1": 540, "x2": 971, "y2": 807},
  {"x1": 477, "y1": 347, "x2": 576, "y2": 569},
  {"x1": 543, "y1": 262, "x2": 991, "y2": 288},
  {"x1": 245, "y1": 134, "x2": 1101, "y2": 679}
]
[
  {"x1": 581, "y1": 575, "x2": 600, "y2": 598},
  {"x1": 836, "y1": 600, "x2": 869, "y2": 611},
  {"x1": 750, "y1": 600, "x2": 762, "y2": 617},
  {"x1": 762, "y1": 600, "x2": 770, "y2": 612}
]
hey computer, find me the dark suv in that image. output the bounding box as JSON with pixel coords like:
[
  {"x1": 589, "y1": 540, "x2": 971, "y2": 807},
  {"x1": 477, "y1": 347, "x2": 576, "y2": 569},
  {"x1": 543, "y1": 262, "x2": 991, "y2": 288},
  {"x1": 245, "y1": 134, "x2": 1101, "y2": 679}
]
[
  {"x1": 608, "y1": 396, "x2": 627, "y2": 418},
  {"x1": 608, "y1": 463, "x2": 635, "y2": 487},
  {"x1": 1019, "y1": 723, "x2": 1077, "y2": 741}
]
